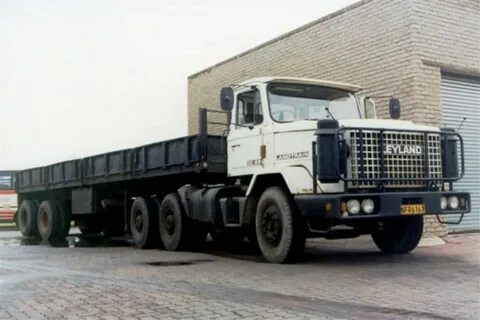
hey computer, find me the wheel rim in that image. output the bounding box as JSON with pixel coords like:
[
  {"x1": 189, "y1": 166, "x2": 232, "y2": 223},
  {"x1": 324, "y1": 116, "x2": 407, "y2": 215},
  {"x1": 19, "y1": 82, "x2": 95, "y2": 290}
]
[
  {"x1": 164, "y1": 209, "x2": 176, "y2": 236},
  {"x1": 40, "y1": 210, "x2": 48, "y2": 230},
  {"x1": 134, "y1": 210, "x2": 143, "y2": 233},
  {"x1": 260, "y1": 204, "x2": 282, "y2": 247}
]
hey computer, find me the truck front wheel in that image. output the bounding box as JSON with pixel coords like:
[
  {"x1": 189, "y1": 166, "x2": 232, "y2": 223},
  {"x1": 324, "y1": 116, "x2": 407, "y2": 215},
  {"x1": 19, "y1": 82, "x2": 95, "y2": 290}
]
[
  {"x1": 130, "y1": 197, "x2": 160, "y2": 249},
  {"x1": 255, "y1": 187, "x2": 306, "y2": 263},
  {"x1": 371, "y1": 216, "x2": 423, "y2": 254}
]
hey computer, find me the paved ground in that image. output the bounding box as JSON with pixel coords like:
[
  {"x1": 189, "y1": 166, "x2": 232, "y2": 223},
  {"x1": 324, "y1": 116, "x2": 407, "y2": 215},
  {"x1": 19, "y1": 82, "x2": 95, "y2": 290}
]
[{"x1": 0, "y1": 230, "x2": 479, "y2": 320}]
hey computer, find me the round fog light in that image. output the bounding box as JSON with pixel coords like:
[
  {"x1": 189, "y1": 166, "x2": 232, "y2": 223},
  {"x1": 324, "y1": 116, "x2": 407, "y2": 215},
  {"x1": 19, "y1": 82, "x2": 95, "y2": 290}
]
[
  {"x1": 448, "y1": 196, "x2": 459, "y2": 210},
  {"x1": 361, "y1": 199, "x2": 375, "y2": 214},
  {"x1": 441, "y1": 196, "x2": 447, "y2": 210},
  {"x1": 347, "y1": 199, "x2": 360, "y2": 215}
]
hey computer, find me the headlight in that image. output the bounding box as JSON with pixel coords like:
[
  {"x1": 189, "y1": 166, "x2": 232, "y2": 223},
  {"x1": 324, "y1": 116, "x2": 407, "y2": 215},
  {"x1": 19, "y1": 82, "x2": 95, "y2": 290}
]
[
  {"x1": 361, "y1": 199, "x2": 375, "y2": 214},
  {"x1": 441, "y1": 196, "x2": 448, "y2": 210},
  {"x1": 347, "y1": 199, "x2": 360, "y2": 215},
  {"x1": 448, "y1": 196, "x2": 459, "y2": 209}
]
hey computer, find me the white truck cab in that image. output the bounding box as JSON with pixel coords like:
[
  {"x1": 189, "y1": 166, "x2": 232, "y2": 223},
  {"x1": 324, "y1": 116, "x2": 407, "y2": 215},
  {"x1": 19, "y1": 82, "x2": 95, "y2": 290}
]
[
  {"x1": 214, "y1": 76, "x2": 470, "y2": 262},
  {"x1": 224, "y1": 77, "x2": 444, "y2": 195},
  {"x1": 227, "y1": 77, "x2": 365, "y2": 195}
]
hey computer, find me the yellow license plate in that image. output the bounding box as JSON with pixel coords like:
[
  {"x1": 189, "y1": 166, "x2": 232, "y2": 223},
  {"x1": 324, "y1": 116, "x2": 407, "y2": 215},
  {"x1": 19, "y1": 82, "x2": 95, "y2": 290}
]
[{"x1": 400, "y1": 204, "x2": 425, "y2": 215}]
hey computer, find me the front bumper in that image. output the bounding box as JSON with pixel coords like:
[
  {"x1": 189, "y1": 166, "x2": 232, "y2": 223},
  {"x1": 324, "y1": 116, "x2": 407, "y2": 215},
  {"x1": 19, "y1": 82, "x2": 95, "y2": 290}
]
[{"x1": 295, "y1": 191, "x2": 470, "y2": 220}]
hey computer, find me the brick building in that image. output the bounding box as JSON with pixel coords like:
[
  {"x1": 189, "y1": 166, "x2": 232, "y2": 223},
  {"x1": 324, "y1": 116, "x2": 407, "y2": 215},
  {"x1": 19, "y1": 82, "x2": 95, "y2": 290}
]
[{"x1": 187, "y1": 0, "x2": 480, "y2": 235}]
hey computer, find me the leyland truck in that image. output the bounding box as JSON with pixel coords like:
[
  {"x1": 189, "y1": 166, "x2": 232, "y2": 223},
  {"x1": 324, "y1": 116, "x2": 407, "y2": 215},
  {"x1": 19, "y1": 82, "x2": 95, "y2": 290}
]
[{"x1": 15, "y1": 77, "x2": 470, "y2": 263}]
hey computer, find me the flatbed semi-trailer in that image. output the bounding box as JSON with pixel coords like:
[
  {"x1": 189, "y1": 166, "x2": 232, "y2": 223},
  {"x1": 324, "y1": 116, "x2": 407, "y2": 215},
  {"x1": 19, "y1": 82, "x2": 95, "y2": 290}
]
[
  {"x1": 15, "y1": 77, "x2": 470, "y2": 263},
  {"x1": 16, "y1": 134, "x2": 227, "y2": 193}
]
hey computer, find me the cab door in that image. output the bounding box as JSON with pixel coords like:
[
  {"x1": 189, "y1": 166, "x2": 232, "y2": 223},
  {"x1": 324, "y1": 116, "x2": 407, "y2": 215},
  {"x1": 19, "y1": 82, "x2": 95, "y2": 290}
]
[{"x1": 227, "y1": 88, "x2": 264, "y2": 176}]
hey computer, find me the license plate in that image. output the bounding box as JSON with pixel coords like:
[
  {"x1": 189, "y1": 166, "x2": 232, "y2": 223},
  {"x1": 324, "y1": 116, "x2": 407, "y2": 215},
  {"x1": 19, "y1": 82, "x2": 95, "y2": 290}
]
[{"x1": 400, "y1": 204, "x2": 425, "y2": 215}]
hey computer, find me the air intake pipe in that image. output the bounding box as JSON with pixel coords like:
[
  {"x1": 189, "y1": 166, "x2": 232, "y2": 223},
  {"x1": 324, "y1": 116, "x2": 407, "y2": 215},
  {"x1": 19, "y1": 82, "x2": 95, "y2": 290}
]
[
  {"x1": 441, "y1": 127, "x2": 458, "y2": 179},
  {"x1": 315, "y1": 119, "x2": 341, "y2": 183}
]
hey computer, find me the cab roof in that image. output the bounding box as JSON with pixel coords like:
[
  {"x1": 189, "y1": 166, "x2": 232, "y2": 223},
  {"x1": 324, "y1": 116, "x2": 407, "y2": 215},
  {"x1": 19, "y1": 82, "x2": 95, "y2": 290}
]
[{"x1": 238, "y1": 77, "x2": 362, "y2": 93}]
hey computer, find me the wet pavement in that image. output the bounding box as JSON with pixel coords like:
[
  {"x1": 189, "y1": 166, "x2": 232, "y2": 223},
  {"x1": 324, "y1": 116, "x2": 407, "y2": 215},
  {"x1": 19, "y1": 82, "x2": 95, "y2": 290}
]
[{"x1": 0, "y1": 229, "x2": 479, "y2": 319}]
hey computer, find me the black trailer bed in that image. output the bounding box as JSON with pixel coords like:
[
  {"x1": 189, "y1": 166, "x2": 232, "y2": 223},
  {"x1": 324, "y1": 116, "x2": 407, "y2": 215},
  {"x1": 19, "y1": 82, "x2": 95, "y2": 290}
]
[{"x1": 16, "y1": 134, "x2": 227, "y2": 194}]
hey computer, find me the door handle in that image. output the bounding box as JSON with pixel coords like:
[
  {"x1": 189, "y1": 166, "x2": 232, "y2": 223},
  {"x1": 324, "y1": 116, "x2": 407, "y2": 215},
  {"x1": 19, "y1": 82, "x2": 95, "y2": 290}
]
[{"x1": 231, "y1": 144, "x2": 241, "y2": 149}]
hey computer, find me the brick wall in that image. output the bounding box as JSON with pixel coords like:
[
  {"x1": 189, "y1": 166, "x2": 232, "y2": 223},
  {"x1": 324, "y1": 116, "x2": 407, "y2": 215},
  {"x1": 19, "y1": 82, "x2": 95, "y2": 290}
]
[
  {"x1": 188, "y1": 0, "x2": 417, "y2": 132},
  {"x1": 187, "y1": 0, "x2": 480, "y2": 236}
]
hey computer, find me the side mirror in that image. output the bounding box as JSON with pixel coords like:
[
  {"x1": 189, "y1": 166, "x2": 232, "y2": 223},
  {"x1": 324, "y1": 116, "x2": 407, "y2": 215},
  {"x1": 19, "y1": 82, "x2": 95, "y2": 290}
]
[
  {"x1": 363, "y1": 97, "x2": 376, "y2": 119},
  {"x1": 389, "y1": 97, "x2": 401, "y2": 119},
  {"x1": 220, "y1": 87, "x2": 234, "y2": 111},
  {"x1": 254, "y1": 113, "x2": 263, "y2": 125}
]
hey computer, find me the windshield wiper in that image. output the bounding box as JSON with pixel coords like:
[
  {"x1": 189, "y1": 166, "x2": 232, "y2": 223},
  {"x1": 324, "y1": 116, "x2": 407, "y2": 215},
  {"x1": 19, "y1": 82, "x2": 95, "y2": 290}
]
[{"x1": 324, "y1": 107, "x2": 336, "y2": 120}]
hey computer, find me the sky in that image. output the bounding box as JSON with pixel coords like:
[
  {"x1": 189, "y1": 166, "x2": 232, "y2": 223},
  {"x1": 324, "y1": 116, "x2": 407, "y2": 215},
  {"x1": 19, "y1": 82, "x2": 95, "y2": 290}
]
[{"x1": 0, "y1": 0, "x2": 357, "y2": 169}]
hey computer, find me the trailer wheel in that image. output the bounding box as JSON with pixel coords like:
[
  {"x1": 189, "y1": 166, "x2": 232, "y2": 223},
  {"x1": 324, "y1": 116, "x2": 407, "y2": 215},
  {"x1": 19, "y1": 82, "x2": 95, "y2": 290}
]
[
  {"x1": 159, "y1": 193, "x2": 190, "y2": 251},
  {"x1": 18, "y1": 200, "x2": 39, "y2": 237},
  {"x1": 255, "y1": 187, "x2": 306, "y2": 263},
  {"x1": 37, "y1": 200, "x2": 62, "y2": 240},
  {"x1": 130, "y1": 197, "x2": 161, "y2": 249},
  {"x1": 371, "y1": 216, "x2": 423, "y2": 254}
]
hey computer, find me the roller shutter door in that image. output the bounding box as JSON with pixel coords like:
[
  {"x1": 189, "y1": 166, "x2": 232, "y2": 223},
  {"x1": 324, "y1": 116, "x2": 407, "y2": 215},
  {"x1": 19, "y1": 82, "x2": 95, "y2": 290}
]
[{"x1": 441, "y1": 73, "x2": 480, "y2": 231}]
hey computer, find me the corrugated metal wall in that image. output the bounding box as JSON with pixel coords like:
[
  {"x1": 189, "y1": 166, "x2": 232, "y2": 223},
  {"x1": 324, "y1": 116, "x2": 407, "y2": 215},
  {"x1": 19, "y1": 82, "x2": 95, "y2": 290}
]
[{"x1": 441, "y1": 74, "x2": 480, "y2": 231}]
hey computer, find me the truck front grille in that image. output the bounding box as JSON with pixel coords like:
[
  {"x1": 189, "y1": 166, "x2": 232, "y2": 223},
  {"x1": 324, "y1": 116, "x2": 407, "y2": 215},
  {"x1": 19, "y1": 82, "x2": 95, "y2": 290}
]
[{"x1": 349, "y1": 130, "x2": 442, "y2": 188}]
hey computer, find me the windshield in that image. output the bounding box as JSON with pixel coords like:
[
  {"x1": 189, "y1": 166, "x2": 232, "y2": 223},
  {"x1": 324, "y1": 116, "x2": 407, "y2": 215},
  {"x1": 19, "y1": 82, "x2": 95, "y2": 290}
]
[{"x1": 267, "y1": 83, "x2": 360, "y2": 122}]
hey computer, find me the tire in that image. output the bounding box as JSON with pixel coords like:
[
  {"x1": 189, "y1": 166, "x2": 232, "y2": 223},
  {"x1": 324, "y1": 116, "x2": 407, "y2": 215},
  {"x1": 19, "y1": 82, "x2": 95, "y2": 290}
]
[
  {"x1": 130, "y1": 197, "x2": 161, "y2": 249},
  {"x1": 103, "y1": 206, "x2": 125, "y2": 237},
  {"x1": 37, "y1": 200, "x2": 62, "y2": 240},
  {"x1": 255, "y1": 187, "x2": 306, "y2": 263},
  {"x1": 158, "y1": 193, "x2": 190, "y2": 251},
  {"x1": 18, "y1": 200, "x2": 39, "y2": 237},
  {"x1": 56, "y1": 202, "x2": 71, "y2": 238},
  {"x1": 371, "y1": 216, "x2": 423, "y2": 254},
  {"x1": 77, "y1": 218, "x2": 103, "y2": 235}
]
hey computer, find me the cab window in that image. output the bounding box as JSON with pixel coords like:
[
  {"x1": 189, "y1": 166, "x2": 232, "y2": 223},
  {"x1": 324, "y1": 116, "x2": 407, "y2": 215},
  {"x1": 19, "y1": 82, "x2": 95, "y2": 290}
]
[{"x1": 236, "y1": 90, "x2": 263, "y2": 127}]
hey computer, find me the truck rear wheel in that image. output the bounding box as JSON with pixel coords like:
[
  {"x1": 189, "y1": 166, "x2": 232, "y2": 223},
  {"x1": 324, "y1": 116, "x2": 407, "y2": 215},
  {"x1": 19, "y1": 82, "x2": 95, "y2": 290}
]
[
  {"x1": 130, "y1": 197, "x2": 161, "y2": 249},
  {"x1": 158, "y1": 193, "x2": 190, "y2": 251},
  {"x1": 37, "y1": 200, "x2": 63, "y2": 240},
  {"x1": 56, "y1": 202, "x2": 71, "y2": 238},
  {"x1": 371, "y1": 216, "x2": 423, "y2": 254},
  {"x1": 18, "y1": 200, "x2": 39, "y2": 237},
  {"x1": 255, "y1": 187, "x2": 306, "y2": 263}
]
